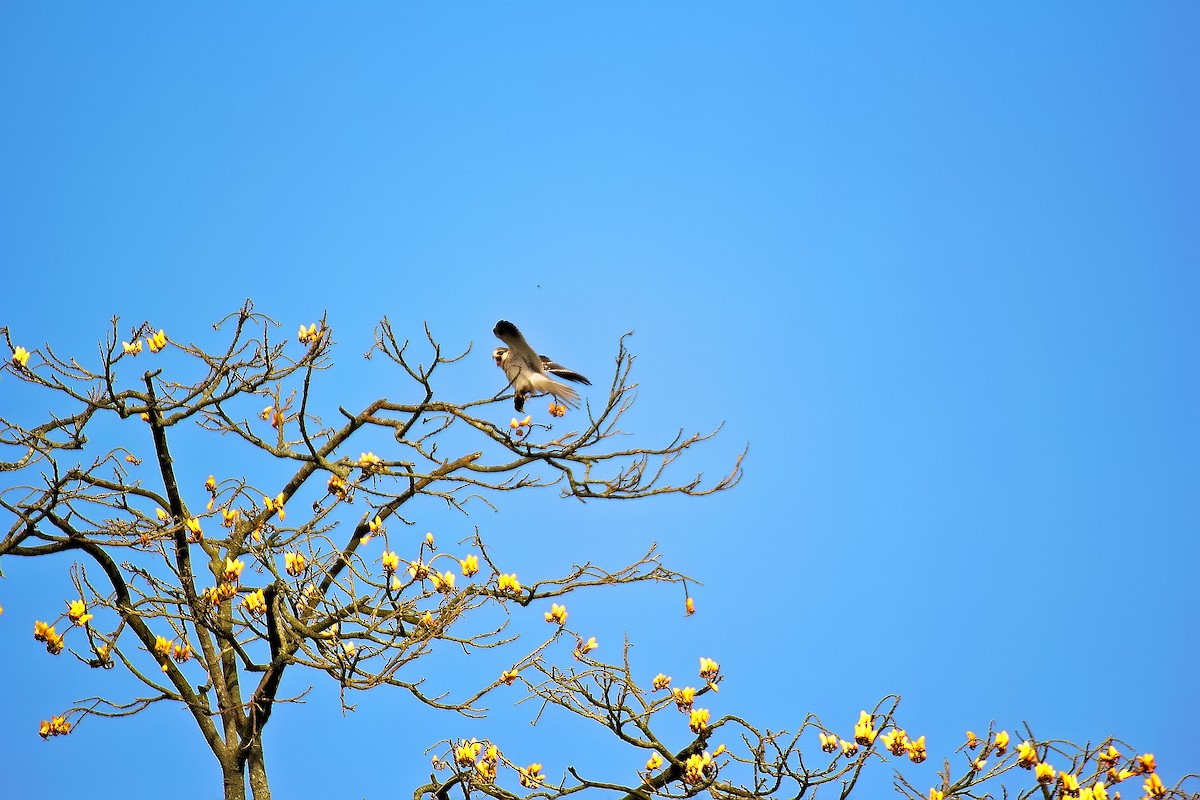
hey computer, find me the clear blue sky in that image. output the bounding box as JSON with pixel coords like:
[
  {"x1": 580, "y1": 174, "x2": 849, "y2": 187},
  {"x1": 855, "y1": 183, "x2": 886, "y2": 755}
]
[{"x1": 1, "y1": 4, "x2": 1197, "y2": 798}]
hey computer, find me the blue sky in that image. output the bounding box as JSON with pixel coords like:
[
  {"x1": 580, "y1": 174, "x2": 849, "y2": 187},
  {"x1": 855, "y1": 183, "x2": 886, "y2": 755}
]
[{"x1": 1, "y1": 4, "x2": 1197, "y2": 798}]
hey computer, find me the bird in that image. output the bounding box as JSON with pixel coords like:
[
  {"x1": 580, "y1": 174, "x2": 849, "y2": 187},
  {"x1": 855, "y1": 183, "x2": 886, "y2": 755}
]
[{"x1": 492, "y1": 320, "x2": 591, "y2": 412}]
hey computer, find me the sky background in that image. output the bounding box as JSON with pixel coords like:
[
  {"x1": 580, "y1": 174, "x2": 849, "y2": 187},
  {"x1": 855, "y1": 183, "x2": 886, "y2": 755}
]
[{"x1": 1, "y1": 4, "x2": 1198, "y2": 798}]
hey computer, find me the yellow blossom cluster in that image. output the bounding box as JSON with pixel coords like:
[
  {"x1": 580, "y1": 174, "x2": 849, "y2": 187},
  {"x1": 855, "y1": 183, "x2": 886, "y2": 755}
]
[
  {"x1": 509, "y1": 415, "x2": 532, "y2": 434},
  {"x1": 172, "y1": 642, "x2": 192, "y2": 663},
  {"x1": 12, "y1": 346, "x2": 31, "y2": 368},
  {"x1": 358, "y1": 451, "x2": 384, "y2": 475},
  {"x1": 186, "y1": 517, "x2": 203, "y2": 542},
  {"x1": 460, "y1": 554, "x2": 479, "y2": 577},
  {"x1": 425, "y1": 531, "x2": 435, "y2": 548},
  {"x1": 263, "y1": 492, "x2": 286, "y2": 520},
  {"x1": 146, "y1": 329, "x2": 168, "y2": 353},
  {"x1": 406, "y1": 558, "x2": 426, "y2": 580},
  {"x1": 39, "y1": 715, "x2": 71, "y2": 739},
  {"x1": 497, "y1": 573, "x2": 521, "y2": 594},
  {"x1": 685, "y1": 596, "x2": 696, "y2": 615},
  {"x1": 122, "y1": 339, "x2": 143, "y2": 356},
  {"x1": 689, "y1": 708, "x2": 710, "y2": 733},
  {"x1": 328, "y1": 473, "x2": 349, "y2": 500},
  {"x1": 221, "y1": 507, "x2": 240, "y2": 528},
  {"x1": 297, "y1": 323, "x2": 322, "y2": 345},
  {"x1": 284, "y1": 552, "x2": 306, "y2": 576},
  {"x1": 682, "y1": 750, "x2": 718, "y2": 786},
  {"x1": 854, "y1": 711, "x2": 878, "y2": 746},
  {"x1": 673, "y1": 686, "x2": 696, "y2": 712},
  {"x1": 881, "y1": 728, "x2": 909, "y2": 757},
  {"x1": 67, "y1": 600, "x2": 93, "y2": 627},
  {"x1": 243, "y1": 589, "x2": 266, "y2": 616},
  {"x1": 645, "y1": 753, "x2": 664, "y2": 771},
  {"x1": 476, "y1": 744, "x2": 499, "y2": 783},
  {"x1": 573, "y1": 635, "x2": 598, "y2": 660},
  {"x1": 548, "y1": 402, "x2": 567, "y2": 417},
  {"x1": 33, "y1": 621, "x2": 65, "y2": 654},
  {"x1": 224, "y1": 557, "x2": 245, "y2": 583},
  {"x1": 1017, "y1": 740, "x2": 1039, "y2": 768},
  {"x1": 381, "y1": 551, "x2": 400, "y2": 575},
  {"x1": 820, "y1": 732, "x2": 838, "y2": 753},
  {"x1": 500, "y1": 667, "x2": 520, "y2": 685},
  {"x1": 652, "y1": 673, "x2": 672, "y2": 691},
  {"x1": 544, "y1": 603, "x2": 568, "y2": 625},
  {"x1": 699, "y1": 656, "x2": 720, "y2": 690},
  {"x1": 518, "y1": 763, "x2": 543, "y2": 788},
  {"x1": 432, "y1": 570, "x2": 455, "y2": 593}
]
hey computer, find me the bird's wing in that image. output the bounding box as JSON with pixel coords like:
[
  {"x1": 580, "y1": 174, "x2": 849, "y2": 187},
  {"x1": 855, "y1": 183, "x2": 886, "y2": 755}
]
[
  {"x1": 493, "y1": 320, "x2": 544, "y2": 373},
  {"x1": 540, "y1": 355, "x2": 591, "y2": 385}
]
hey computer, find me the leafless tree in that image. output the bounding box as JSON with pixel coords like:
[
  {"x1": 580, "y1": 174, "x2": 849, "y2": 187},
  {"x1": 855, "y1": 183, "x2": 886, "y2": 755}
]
[{"x1": 1, "y1": 303, "x2": 1189, "y2": 800}]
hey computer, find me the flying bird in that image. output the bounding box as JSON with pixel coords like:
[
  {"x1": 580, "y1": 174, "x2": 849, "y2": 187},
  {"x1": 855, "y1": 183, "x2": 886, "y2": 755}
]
[{"x1": 492, "y1": 320, "x2": 591, "y2": 412}]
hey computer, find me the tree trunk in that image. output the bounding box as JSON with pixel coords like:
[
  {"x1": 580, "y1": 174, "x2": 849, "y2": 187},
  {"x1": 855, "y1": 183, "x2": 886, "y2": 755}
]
[{"x1": 248, "y1": 736, "x2": 271, "y2": 800}]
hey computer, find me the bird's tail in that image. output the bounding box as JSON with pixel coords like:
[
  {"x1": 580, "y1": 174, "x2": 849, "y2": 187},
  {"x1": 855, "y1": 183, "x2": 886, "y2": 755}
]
[{"x1": 527, "y1": 373, "x2": 581, "y2": 407}]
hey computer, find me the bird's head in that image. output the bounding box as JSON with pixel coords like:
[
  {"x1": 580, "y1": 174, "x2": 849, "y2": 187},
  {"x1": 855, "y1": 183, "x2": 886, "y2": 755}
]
[{"x1": 492, "y1": 347, "x2": 509, "y2": 366}]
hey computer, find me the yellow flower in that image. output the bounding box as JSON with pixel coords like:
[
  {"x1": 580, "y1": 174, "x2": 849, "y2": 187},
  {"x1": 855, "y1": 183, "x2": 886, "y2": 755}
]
[
  {"x1": 1097, "y1": 745, "x2": 1123, "y2": 769},
  {"x1": 699, "y1": 657, "x2": 720, "y2": 681},
  {"x1": 425, "y1": 531, "x2": 435, "y2": 548},
  {"x1": 1136, "y1": 754, "x2": 1156, "y2": 774},
  {"x1": 929, "y1": 790, "x2": 944, "y2": 800},
  {"x1": 156, "y1": 507, "x2": 170, "y2": 523},
  {"x1": 518, "y1": 763, "x2": 544, "y2": 789},
  {"x1": 343, "y1": 641, "x2": 356, "y2": 659},
  {"x1": 1017, "y1": 740, "x2": 1039, "y2": 769},
  {"x1": 39, "y1": 715, "x2": 72, "y2": 738},
  {"x1": 154, "y1": 635, "x2": 173, "y2": 656},
  {"x1": 573, "y1": 635, "x2": 598, "y2": 660},
  {"x1": 820, "y1": 732, "x2": 838, "y2": 753},
  {"x1": 381, "y1": 551, "x2": 400, "y2": 575},
  {"x1": 327, "y1": 473, "x2": 348, "y2": 499},
  {"x1": 67, "y1": 600, "x2": 93, "y2": 627},
  {"x1": 840, "y1": 739, "x2": 859, "y2": 758},
  {"x1": 500, "y1": 667, "x2": 520, "y2": 685},
  {"x1": 218, "y1": 582, "x2": 238, "y2": 600},
  {"x1": 264, "y1": 492, "x2": 286, "y2": 520},
  {"x1": 672, "y1": 686, "x2": 697, "y2": 711},
  {"x1": 454, "y1": 739, "x2": 482, "y2": 766},
  {"x1": 544, "y1": 603, "x2": 568, "y2": 625},
  {"x1": 1091, "y1": 782, "x2": 1109, "y2": 800},
  {"x1": 284, "y1": 552, "x2": 306, "y2": 576},
  {"x1": 421, "y1": 610, "x2": 435, "y2": 627},
  {"x1": 432, "y1": 570, "x2": 456, "y2": 593},
  {"x1": 172, "y1": 643, "x2": 192, "y2": 663},
  {"x1": 460, "y1": 554, "x2": 479, "y2": 577},
  {"x1": 11, "y1": 346, "x2": 31, "y2": 368},
  {"x1": 224, "y1": 557, "x2": 245, "y2": 583},
  {"x1": 186, "y1": 517, "x2": 203, "y2": 539},
  {"x1": 652, "y1": 673, "x2": 672, "y2": 691},
  {"x1": 548, "y1": 402, "x2": 567, "y2": 417},
  {"x1": 1062, "y1": 773, "x2": 1081, "y2": 797},
  {"x1": 243, "y1": 589, "x2": 266, "y2": 616},
  {"x1": 907, "y1": 735, "x2": 927, "y2": 764},
  {"x1": 122, "y1": 340, "x2": 143, "y2": 356},
  {"x1": 408, "y1": 559, "x2": 428, "y2": 580},
  {"x1": 1143, "y1": 773, "x2": 1166, "y2": 799},
  {"x1": 297, "y1": 323, "x2": 321, "y2": 345},
  {"x1": 369, "y1": 514, "x2": 384, "y2": 533},
  {"x1": 685, "y1": 596, "x2": 696, "y2": 616},
  {"x1": 881, "y1": 728, "x2": 909, "y2": 757},
  {"x1": 993, "y1": 730, "x2": 1010, "y2": 756},
  {"x1": 972, "y1": 757, "x2": 987, "y2": 772},
  {"x1": 358, "y1": 451, "x2": 384, "y2": 474},
  {"x1": 1036, "y1": 762, "x2": 1057, "y2": 785},
  {"x1": 510, "y1": 415, "x2": 533, "y2": 429},
  {"x1": 645, "y1": 753, "x2": 663, "y2": 771},
  {"x1": 682, "y1": 752, "x2": 714, "y2": 786},
  {"x1": 497, "y1": 573, "x2": 521, "y2": 594},
  {"x1": 221, "y1": 507, "x2": 240, "y2": 527},
  {"x1": 854, "y1": 711, "x2": 878, "y2": 746},
  {"x1": 689, "y1": 708, "x2": 711, "y2": 733},
  {"x1": 146, "y1": 329, "x2": 168, "y2": 353},
  {"x1": 966, "y1": 730, "x2": 982, "y2": 749}
]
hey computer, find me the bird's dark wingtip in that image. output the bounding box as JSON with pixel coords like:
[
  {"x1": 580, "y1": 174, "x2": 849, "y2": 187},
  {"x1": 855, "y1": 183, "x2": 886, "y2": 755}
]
[{"x1": 493, "y1": 320, "x2": 519, "y2": 338}]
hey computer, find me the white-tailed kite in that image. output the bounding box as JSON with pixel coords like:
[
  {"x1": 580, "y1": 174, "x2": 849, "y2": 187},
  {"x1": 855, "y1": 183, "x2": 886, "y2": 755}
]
[{"x1": 492, "y1": 320, "x2": 591, "y2": 412}]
